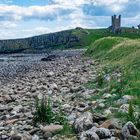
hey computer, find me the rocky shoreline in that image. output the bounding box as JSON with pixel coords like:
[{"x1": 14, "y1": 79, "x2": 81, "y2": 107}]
[
  {"x1": 0, "y1": 49, "x2": 84, "y2": 85},
  {"x1": 0, "y1": 50, "x2": 139, "y2": 140}
]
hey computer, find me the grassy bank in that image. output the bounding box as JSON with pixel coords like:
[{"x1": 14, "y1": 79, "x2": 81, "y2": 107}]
[
  {"x1": 85, "y1": 37, "x2": 140, "y2": 126},
  {"x1": 72, "y1": 28, "x2": 140, "y2": 49}
]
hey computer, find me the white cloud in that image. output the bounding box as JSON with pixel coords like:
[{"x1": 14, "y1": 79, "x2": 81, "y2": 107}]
[
  {"x1": 34, "y1": 27, "x2": 50, "y2": 33},
  {"x1": 123, "y1": 15, "x2": 140, "y2": 27},
  {"x1": 93, "y1": 0, "x2": 129, "y2": 6},
  {"x1": 0, "y1": 4, "x2": 76, "y2": 22},
  {"x1": 67, "y1": 9, "x2": 96, "y2": 28},
  {"x1": 0, "y1": 26, "x2": 51, "y2": 39},
  {"x1": 93, "y1": 0, "x2": 129, "y2": 12},
  {"x1": 52, "y1": 0, "x2": 91, "y2": 6},
  {"x1": 0, "y1": 21, "x2": 17, "y2": 29},
  {"x1": 52, "y1": 0, "x2": 129, "y2": 12}
]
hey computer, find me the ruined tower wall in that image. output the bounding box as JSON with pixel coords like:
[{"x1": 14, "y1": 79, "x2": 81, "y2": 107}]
[{"x1": 111, "y1": 15, "x2": 121, "y2": 33}]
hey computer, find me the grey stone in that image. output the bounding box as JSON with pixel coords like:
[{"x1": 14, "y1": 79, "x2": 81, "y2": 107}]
[
  {"x1": 29, "y1": 128, "x2": 40, "y2": 135},
  {"x1": 122, "y1": 95, "x2": 134, "y2": 103},
  {"x1": 44, "y1": 132, "x2": 53, "y2": 140},
  {"x1": 80, "y1": 130, "x2": 100, "y2": 140},
  {"x1": 96, "y1": 128, "x2": 111, "y2": 139},
  {"x1": 0, "y1": 135, "x2": 9, "y2": 139},
  {"x1": 74, "y1": 112, "x2": 93, "y2": 133},
  {"x1": 118, "y1": 104, "x2": 129, "y2": 113},
  {"x1": 122, "y1": 121, "x2": 139, "y2": 139},
  {"x1": 32, "y1": 135, "x2": 39, "y2": 140},
  {"x1": 98, "y1": 103, "x2": 105, "y2": 108},
  {"x1": 68, "y1": 112, "x2": 77, "y2": 125},
  {"x1": 47, "y1": 71, "x2": 55, "y2": 77},
  {"x1": 103, "y1": 93, "x2": 112, "y2": 99},
  {"x1": 104, "y1": 109, "x2": 112, "y2": 116},
  {"x1": 10, "y1": 135, "x2": 22, "y2": 140},
  {"x1": 22, "y1": 134, "x2": 32, "y2": 140},
  {"x1": 41, "y1": 125, "x2": 63, "y2": 133}
]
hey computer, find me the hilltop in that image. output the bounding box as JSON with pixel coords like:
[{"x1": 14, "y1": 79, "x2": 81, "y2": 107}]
[{"x1": 1, "y1": 27, "x2": 140, "y2": 53}]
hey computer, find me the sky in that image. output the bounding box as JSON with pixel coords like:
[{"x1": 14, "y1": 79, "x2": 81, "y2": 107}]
[{"x1": 0, "y1": 0, "x2": 140, "y2": 39}]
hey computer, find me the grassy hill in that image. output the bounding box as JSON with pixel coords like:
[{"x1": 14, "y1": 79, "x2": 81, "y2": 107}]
[
  {"x1": 72, "y1": 27, "x2": 140, "y2": 48},
  {"x1": 1, "y1": 27, "x2": 140, "y2": 53},
  {"x1": 85, "y1": 37, "x2": 140, "y2": 127}
]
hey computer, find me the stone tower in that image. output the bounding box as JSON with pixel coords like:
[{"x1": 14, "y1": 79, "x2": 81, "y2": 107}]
[{"x1": 111, "y1": 15, "x2": 121, "y2": 34}]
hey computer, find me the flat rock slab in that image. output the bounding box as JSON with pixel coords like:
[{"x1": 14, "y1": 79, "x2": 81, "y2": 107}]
[{"x1": 41, "y1": 125, "x2": 63, "y2": 133}]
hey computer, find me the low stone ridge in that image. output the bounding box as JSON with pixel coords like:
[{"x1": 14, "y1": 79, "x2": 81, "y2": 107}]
[{"x1": 0, "y1": 29, "x2": 81, "y2": 53}]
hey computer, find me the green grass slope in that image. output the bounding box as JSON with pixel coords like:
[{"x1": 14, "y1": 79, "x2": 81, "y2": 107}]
[
  {"x1": 86, "y1": 36, "x2": 140, "y2": 95},
  {"x1": 73, "y1": 28, "x2": 140, "y2": 48},
  {"x1": 85, "y1": 37, "x2": 140, "y2": 126}
]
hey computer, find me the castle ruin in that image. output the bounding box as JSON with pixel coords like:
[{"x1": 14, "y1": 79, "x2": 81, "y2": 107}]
[{"x1": 110, "y1": 15, "x2": 121, "y2": 34}]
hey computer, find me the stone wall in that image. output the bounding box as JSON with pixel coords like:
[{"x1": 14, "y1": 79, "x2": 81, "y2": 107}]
[{"x1": 111, "y1": 15, "x2": 121, "y2": 34}]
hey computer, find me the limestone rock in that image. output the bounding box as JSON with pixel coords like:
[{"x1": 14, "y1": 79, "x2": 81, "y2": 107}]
[
  {"x1": 37, "y1": 93, "x2": 43, "y2": 100},
  {"x1": 29, "y1": 128, "x2": 40, "y2": 135},
  {"x1": 96, "y1": 128, "x2": 111, "y2": 139},
  {"x1": 47, "y1": 71, "x2": 55, "y2": 77},
  {"x1": 0, "y1": 95, "x2": 13, "y2": 103},
  {"x1": 5, "y1": 119, "x2": 19, "y2": 125},
  {"x1": 122, "y1": 95, "x2": 134, "y2": 103},
  {"x1": 118, "y1": 104, "x2": 129, "y2": 113},
  {"x1": 41, "y1": 125, "x2": 63, "y2": 134},
  {"x1": 80, "y1": 130, "x2": 100, "y2": 140},
  {"x1": 99, "y1": 119, "x2": 121, "y2": 129},
  {"x1": 80, "y1": 126, "x2": 112, "y2": 140},
  {"x1": 103, "y1": 93, "x2": 112, "y2": 99},
  {"x1": 32, "y1": 135, "x2": 39, "y2": 140},
  {"x1": 74, "y1": 112, "x2": 93, "y2": 133},
  {"x1": 70, "y1": 86, "x2": 83, "y2": 93},
  {"x1": 10, "y1": 135, "x2": 22, "y2": 140},
  {"x1": 51, "y1": 134, "x2": 77, "y2": 140},
  {"x1": 22, "y1": 134, "x2": 32, "y2": 140},
  {"x1": 43, "y1": 132, "x2": 53, "y2": 140},
  {"x1": 68, "y1": 112, "x2": 77, "y2": 125},
  {"x1": 98, "y1": 103, "x2": 105, "y2": 109},
  {"x1": 0, "y1": 135, "x2": 9, "y2": 140},
  {"x1": 117, "y1": 95, "x2": 134, "y2": 105},
  {"x1": 50, "y1": 83, "x2": 58, "y2": 90},
  {"x1": 104, "y1": 109, "x2": 112, "y2": 116},
  {"x1": 122, "y1": 121, "x2": 139, "y2": 139}
]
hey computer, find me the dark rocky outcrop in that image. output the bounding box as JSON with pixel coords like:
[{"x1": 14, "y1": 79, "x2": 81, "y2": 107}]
[
  {"x1": 41, "y1": 55, "x2": 58, "y2": 61},
  {"x1": 0, "y1": 29, "x2": 82, "y2": 53}
]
